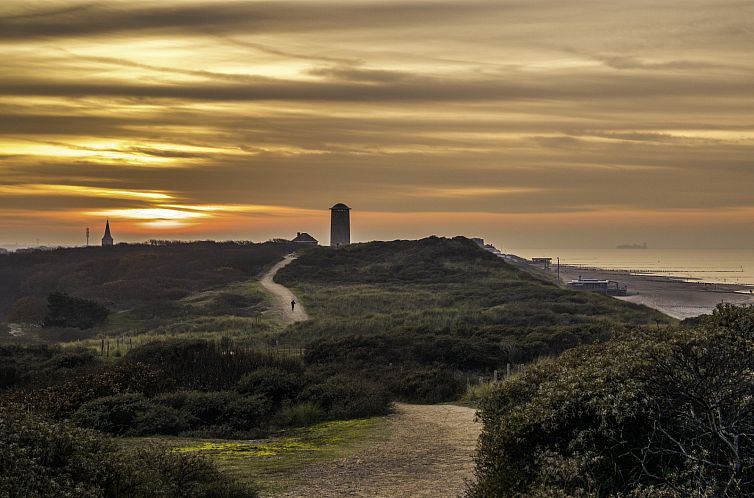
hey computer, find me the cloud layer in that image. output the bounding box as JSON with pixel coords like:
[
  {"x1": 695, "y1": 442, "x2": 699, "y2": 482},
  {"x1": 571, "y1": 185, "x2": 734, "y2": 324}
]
[{"x1": 1, "y1": 0, "x2": 753, "y2": 248}]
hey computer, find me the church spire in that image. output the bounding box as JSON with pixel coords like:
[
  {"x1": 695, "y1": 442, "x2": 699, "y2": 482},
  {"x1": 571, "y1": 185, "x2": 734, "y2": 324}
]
[{"x1": 102, "y1": 219, "x2": 114, "y2": 246}]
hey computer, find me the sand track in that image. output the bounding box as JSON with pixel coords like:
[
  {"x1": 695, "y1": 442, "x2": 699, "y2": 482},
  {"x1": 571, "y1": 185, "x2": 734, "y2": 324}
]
[
  {"x1": 260, "y1": 255, "x2": 309, "y2": 324},
  {"x1": 273, "y1": 403, "x2": 480, "y2": 498}
]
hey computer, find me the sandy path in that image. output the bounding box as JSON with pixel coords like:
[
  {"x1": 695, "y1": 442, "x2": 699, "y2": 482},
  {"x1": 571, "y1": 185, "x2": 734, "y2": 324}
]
[
  {"x1": 260, "y1": 255, "x2": 309, "y2": 324},
  {"x1": 274, "y1": 403, "x2": 480, "y2": 498}
]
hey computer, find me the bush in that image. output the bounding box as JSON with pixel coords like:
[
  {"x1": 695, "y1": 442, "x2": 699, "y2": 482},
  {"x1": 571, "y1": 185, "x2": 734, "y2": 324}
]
[
  {"x1": 0, "y1": 344, "x2": 101, "y2": 392},
  {"x1": 469, "y1": 305, "x2": 754, "y2": 497},
  {"x1": 390, "y1": 366, "x2": 466, "y2": 403},
  {"x1": 125, "y1": 339, "x2": 303, "y2": 390},
  {"x1": 71, "y1": 394, "x2": 189, "y2": 436},
  {"x1": 72, "y1": 391, "x2": 274, "y2": 436},
  {"x1": 43, "y1": 292, "x2": 109, "y2": 329},
  {"x1": 155, "y1": 391, "x2": 272, "y2": 433},
  {"x1": 236, "y1": 367, "x2": 304, "y2": 404},
  {"x1": 301, "y1": 374, "x2": 391, "y2": 420},
  {"x1": 0, "y1": 407, "x2": 258, "y2": 497},
  {"x1": 21, "y1": 362, "x2": 171, "y2": 417},
  {"x1": 276, "y1": 402, "x2": 326, "y2": 427}
]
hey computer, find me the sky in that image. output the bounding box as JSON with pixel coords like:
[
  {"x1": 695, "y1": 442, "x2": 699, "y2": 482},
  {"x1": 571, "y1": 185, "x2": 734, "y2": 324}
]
[{"x1": 1, "y1": 0, "x2": 753, "y2": 250}]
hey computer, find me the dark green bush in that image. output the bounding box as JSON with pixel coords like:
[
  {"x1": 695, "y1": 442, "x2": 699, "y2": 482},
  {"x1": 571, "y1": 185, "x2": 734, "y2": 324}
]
[
  {"x1": 390, "y1": 366, "x2": 466, "y2": 403},
  {"x1": 43, "y1": 291, "x2": 110, "y2": 329},
  {"x1": 155, "y1": 390, "x2": 272, "y2": 432},
  {"x1": 0, "y1": 407, "x2": 258, "y2": 497},
  {"x1": 126, "y1": 339, "x2": 303, "y2": 390},
  {"x1": 0, "y1": 344, "x2": 100, "y2": 391},
  {"x1": 20, "y1": 361, "x2": 170, "y2": 417},
  {"x1": 469, "y1": 304, "x2": 754, "y2": 498},
  {"x1": 71, "y1": 394, "x2": 189, "y2": 436},
  {"x1": 236, "y1": 367, "x2": 304, "y2": 404},
  {"x1": 71, "y1": 390, "x2": 274, "y2": 436},
  {"x1": 301, "y1": 374, "x2": 391, "y2": 420},
  {"x1": 276, "y1": 402, "x2": 326, "y2": 427}
]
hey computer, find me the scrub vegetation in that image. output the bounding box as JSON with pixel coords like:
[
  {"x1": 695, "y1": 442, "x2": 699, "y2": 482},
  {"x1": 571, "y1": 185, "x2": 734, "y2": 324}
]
[
  {"x1": 2, "y1": 236, "x2": 709, "y2": 496},
  {"x1": 277, "y1": 236, "x2": 671, "y2": 402},
  {"x1": 470, "y1": 304, "x2": 754, "y2": 497}
]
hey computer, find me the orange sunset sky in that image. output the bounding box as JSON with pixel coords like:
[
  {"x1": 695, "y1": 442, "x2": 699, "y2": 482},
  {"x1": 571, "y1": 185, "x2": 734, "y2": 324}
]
[{"x1": 1, "y1": 0, "x2": 753, "y2": 248}]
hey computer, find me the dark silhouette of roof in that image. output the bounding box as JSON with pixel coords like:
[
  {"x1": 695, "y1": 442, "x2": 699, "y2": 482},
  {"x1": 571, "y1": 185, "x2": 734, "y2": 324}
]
[
  {"x1": 330, "y1": 203, "x2": 351, "y2": 210},
  {"x1": 292, "y1": 232, "x2": 318, "y2": 244},
  {"x1": 102, "y1": 219, "x2": 114, "y2": 246}
]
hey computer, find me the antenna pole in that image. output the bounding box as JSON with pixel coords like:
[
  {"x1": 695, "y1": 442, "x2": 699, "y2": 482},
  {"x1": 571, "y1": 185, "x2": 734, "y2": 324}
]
[{"x1": 86, "y1": 228, "x2": 90, "y2": 247}]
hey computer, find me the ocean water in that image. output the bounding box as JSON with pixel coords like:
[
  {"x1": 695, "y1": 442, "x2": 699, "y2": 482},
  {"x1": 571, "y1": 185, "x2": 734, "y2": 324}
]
[{"x1": 512, "y1": 249, "x2": 754, "y2": 286}]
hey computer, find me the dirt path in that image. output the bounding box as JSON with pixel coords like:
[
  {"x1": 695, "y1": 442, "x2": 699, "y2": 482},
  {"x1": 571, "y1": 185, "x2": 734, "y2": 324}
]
[
  {"x1": 260, "y1": 255, "x2": 309, "y2": 325},
  {"x1": 273, "y1": 403, "x2": 480, "y2": 498}
]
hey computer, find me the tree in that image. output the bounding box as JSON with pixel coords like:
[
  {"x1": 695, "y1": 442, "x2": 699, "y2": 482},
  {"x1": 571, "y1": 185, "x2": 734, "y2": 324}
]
[{"x1": 43, "y1": 292, "x2": 109, "y2": 329}]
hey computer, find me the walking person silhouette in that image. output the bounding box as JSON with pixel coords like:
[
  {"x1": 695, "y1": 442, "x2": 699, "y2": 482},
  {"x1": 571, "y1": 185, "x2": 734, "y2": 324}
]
[{"x1": 291, "y1": 299, "x2": 296, "y2": 312}]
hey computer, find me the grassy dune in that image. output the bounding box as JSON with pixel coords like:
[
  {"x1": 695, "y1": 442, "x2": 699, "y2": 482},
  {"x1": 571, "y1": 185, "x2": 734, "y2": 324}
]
[{"x1": 277, "y1": 236, "x2": 672, "y2": 362}]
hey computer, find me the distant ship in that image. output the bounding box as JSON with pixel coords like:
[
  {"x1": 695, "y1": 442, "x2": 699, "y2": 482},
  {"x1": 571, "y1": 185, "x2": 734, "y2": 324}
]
[{"x1": 616, "y1": 242, "x2": 648, "y2": 249}]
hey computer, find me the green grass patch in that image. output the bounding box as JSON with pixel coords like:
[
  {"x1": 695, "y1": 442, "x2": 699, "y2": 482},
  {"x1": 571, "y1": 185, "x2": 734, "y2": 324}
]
[{"x1": 135, "y1": 417, "x2": 384, "y2": 493}]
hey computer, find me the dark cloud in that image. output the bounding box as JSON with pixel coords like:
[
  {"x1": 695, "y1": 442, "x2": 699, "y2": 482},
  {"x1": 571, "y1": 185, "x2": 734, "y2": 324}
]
[
  {"x1": 0, "y1": 1, "x2": 495, "y2": 40},
  {"x1": 0, "y1": 70, "x2": 752, "y2": 103}
]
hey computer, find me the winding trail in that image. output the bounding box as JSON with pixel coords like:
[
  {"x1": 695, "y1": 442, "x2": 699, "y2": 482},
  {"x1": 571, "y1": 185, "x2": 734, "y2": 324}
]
[
  {"x1": 260, "y1": 254, "x2": 309, "y2": 325},
  {"x1": 273, "y1": 403, "x2": 480, "y2": 498}
]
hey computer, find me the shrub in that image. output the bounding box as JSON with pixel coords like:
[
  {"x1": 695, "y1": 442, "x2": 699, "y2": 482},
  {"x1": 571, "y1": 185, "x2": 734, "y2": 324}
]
[
  {"x1": 301, "y1": 374, "x2": 391, "y2": 420},
  {"x1": 43, "y1": 291, "x2": 109, "y2": 329},
  {"x1": 126, "y1": 339, "x2": 302, "y2": 390},
  {"x1": 0, "y1": 407, "x2": 258, "y2": 497},
  {"x1": 390, "y1": 366, "x2": 466, "y2": 403},
  {"x1": 154, "y1": 391, "x2": 272, "y2": 432},
  {"x1": 469, "y1": 305, "x2": 754, "y2": 497},
  {"x1": 236, "y1": 367, "x2": 304, "y2": 404},
  {"x1": 71, "y1": 394, "x2": 188, "y2": 436},
  {"x1": 276, "y1": 402, "x2": 326, "y2": 427},
  {"x1": 21, "y1": 362, "x2": 170, "y2": 417}
]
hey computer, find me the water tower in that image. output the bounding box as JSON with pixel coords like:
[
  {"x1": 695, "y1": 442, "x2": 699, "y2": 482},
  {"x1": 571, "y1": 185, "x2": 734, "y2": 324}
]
[{"x1": 330, "y1": 203, "x2": 351, "y2": 247}]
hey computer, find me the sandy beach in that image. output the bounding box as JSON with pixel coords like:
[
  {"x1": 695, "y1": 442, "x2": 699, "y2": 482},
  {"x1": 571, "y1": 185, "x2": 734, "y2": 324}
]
[{"x1": 550, "y1": 265, "x2": 754, "y2": 320}]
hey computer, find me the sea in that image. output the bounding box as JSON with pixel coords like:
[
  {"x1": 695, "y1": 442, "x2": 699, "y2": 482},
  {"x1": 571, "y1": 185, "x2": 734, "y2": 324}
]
[{"x1": 512, "y1": 249, "x2": 754, "y2": 287}]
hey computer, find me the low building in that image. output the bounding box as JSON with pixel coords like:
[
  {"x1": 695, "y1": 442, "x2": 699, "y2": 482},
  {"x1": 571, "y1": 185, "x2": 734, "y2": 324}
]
[
  {"x1": 531, "y1": 257, "x2": 552, "y2": 269},
  {"x1": 291, "y1": 232, "x2": 318, "y2": 246},
  {"x1": 566, "y1": 278, "x2": 627, "y2": 296}
]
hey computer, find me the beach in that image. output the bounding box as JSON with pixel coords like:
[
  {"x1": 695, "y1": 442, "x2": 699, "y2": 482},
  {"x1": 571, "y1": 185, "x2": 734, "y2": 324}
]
[{"x1": 554, "y1": 265, "x2": 754, "y2": 320}]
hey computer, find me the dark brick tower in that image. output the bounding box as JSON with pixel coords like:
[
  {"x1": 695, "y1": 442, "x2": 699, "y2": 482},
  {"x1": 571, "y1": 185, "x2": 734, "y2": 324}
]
[{"x1": 330, "y1": 203, "x2": 351, "y2": 247}]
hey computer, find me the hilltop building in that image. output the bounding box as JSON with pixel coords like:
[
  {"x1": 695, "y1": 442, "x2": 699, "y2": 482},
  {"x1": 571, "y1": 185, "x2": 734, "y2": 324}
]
[
  {"x1": 330, "y1": 203, "x2": 351, "y2": 247},
  {"x1": 292, "y1": 232, "x2": 318, "y2": 246},
  {"x1": 471, "y1": 237, "x2": 502, "y2": 255},
  {"x1": 102, "y1": 220, "x2": 114, "y2": 246}
]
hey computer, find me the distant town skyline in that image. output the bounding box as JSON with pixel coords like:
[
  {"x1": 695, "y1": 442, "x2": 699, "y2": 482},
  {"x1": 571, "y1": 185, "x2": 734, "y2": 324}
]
[{"x1": 1, "y1": 0, "x2": 753, "y2": 249}]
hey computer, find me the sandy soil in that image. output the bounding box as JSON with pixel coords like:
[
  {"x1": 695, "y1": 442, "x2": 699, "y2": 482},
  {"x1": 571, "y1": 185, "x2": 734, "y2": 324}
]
[
  {"x1": 260, "y1": 255, "x2": 309, "y2": 324},
  {"x1": 556, "y1": 266, "x2": 754, "y2": 319},
  {"x1": 272, "y1": 403, "x2": 480, "y2": 498}
]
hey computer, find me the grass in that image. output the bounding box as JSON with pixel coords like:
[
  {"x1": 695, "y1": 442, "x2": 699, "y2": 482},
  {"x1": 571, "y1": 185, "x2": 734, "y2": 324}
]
[
  {"x1": 128, "y1": 417, "x2": 384, "y2": 494},
  {"x1": 61, "y1": 279, "x2": 292, "y2": 358},
  {"x1": 276, "y1": 238, "x2": 674, "y2": 361}
]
